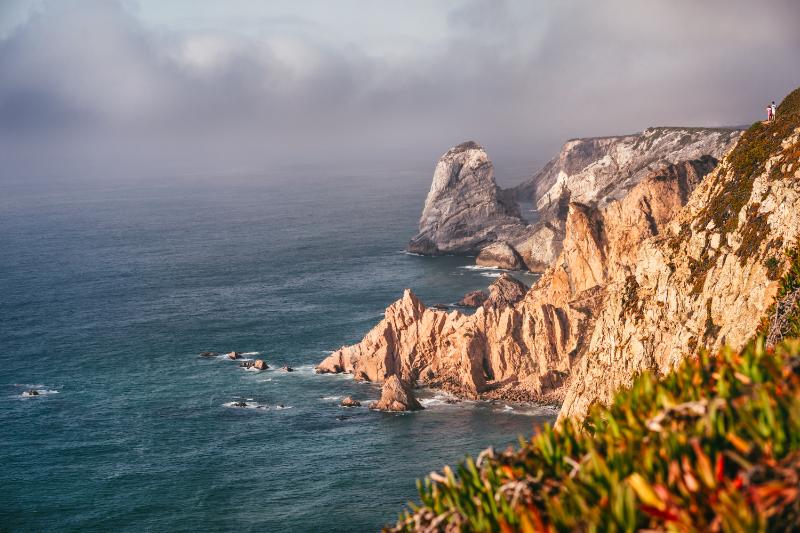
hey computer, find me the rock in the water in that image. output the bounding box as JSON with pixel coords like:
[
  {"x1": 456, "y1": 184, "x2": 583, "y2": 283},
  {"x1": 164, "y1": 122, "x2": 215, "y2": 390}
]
[
  {"x1": 282, "y1": 365, "x2": 294, "y2": 372},
  {"x1": 232, "y1": 401, "x2": 247, "y2": 408},
  {"x1": 199, "y1": 351, "x2": 218, "y2": 357},
  {"x1": 430, "y1": 303, "x2": 449, "y2": 310},
  {"x1": 227, "y1": 351, "x2": 240, "y2": 360},
  {"x1": 253, "y1": 359, "x2": 268, "y2": 370},
  {"x1": 318, "y1": 157, "x2": 719, "y2": 405},
  {"x1": 407, "y1": 141, "x2": 528, "y2": 256},
  {"x1": 25, "y1": 389, "x2": 39, "y2": 396},
  {"x1": 476, "y1": 242, "x2": 526, "y2": 270},
  {"x1": 483, "y1": 273, "x2": 528, "y2": 308},
  {"x1": 239, "y1": 361, "x2": 254, "y2": 368},
  {"x1": 340, "y1": 396, "x2": 361, "y2": 407},
  {"x1": 457, "y1": 290, "x2": 487, "y2": 308},
  {"x1": 369, "y1": 375, "x2": 424, "y2": 412}
]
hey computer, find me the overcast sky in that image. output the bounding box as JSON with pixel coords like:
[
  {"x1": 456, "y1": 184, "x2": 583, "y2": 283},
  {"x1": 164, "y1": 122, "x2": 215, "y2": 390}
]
[{"x1": 1, "y1": 0, "x2": 799, "y2": 181}]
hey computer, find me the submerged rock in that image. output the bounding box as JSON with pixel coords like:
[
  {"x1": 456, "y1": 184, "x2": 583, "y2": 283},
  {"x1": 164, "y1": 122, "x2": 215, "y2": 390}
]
[
  {"x1": 232, "y1": 401, "x2": 248, "y2": 408},
  {"x1": 227, "y1": 351, "x2": 241, "y2": 360},
  {"x1": 25, "y1": 389, "x2": 39, "y2": 397},
  {"x1": 457, "y1": 290, "x2": 487, "y2": 308},
  {"x1": 253, "y1": 359, "x2": 268, "y2": 370},
  {"x1": 340, "y1": 396, "x2": 361, "y2": 407},
  {"x1": 199, "y1": 351, "x2": 218, "y2": 357},
  {"x1": 282, "y1": 365, "x2": 294, "y2": 372},
  {"x1": 369, "y1": 375, "x2": 424, "y2": 412}
]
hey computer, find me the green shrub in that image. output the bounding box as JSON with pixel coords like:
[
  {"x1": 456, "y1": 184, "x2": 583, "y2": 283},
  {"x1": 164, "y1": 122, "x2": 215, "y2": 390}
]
[{"x1": 390, "y1": 338, "x2": 800, "y2": 532}]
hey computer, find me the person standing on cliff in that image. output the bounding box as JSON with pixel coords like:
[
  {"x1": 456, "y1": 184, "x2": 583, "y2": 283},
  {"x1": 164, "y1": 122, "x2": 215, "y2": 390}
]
[
  {"x1": 767, "y1": 103, "x2": 773, "y2": 121},
  {"x1": 771, "y1": 101, "x2": 777, "y2": 121}
]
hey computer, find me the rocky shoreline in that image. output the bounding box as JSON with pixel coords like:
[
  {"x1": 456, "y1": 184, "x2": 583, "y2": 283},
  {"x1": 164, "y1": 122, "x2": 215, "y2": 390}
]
[{"x1": 317, "y1": 118, "x2": 800, "y2": 419}]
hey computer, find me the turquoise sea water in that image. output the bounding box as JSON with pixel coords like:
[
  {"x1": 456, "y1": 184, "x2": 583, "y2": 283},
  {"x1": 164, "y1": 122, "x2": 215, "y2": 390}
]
[{"x1": 0, "y1": 169, "x2": 553, "y2": 532}]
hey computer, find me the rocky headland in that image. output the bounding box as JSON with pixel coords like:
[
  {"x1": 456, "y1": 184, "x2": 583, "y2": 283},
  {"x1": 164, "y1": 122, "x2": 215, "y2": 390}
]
[
  {"x1": 321, "y1": 89, "x2": 800, "y2": 421},
  {"x1": 408, "y1": 128, "x2": 741, "y2": 272}
]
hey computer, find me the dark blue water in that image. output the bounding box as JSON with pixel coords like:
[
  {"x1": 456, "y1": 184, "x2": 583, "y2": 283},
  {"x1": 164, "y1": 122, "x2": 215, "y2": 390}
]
[{"x1": 0, "y1": 169, "x2": 553, "y2": 532}]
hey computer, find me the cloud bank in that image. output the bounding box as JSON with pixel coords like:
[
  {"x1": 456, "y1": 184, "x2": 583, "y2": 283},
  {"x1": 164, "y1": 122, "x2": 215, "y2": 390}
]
[{"x1": 1, "y1": 0, "x2": 799, "y2": 180}]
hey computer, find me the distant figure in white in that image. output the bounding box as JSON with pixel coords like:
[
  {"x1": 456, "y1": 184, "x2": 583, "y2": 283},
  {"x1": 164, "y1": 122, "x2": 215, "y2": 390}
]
[
  {"x1": 767, "y1": 103, "x2": 774, "y2": 122},
  {"x1": 771, "y1": 101, "x2": 777, "y2": 121}
]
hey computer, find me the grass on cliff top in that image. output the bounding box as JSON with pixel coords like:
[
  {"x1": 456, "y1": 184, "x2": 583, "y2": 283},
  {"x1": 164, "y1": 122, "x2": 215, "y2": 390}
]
[
  {"x1": 390, "y1": 338, "x2": 800, "y2": 532},
  {"x1": 389, "y1": 247, "x2": 800, "y2": 532}
]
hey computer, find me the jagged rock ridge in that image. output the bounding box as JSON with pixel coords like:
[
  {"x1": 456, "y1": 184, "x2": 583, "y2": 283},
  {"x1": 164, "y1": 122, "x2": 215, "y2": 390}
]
[
  {"x1": 407, "y1": 128, "x2": 740, "y2": 272},
  {"x1": 320, "y1": 157, "x2": 718, "y2": 402},
  {"x1": 559, "y1": 92, "x2": 800, "y2": 421}
]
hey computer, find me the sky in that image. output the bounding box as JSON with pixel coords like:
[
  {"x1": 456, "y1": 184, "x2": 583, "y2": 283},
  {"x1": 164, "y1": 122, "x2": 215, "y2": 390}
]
[{"x1": 1, "y1": 0, "x2": 799, "y2": 181}]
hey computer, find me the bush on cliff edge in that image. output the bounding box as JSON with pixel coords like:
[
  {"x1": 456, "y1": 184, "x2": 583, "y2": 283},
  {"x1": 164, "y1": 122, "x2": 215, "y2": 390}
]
[{"x1": 390, "y1": 337, "x2": 800, "y2": 532}]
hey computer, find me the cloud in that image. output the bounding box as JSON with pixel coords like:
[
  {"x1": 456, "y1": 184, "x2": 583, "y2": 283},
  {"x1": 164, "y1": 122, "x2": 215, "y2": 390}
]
[{"x1": 1, "y1": 0, "x2": 798, "y2": 180}]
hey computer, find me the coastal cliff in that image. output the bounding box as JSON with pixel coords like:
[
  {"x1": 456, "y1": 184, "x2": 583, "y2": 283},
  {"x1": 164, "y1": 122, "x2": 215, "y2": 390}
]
[
  {"x1": 320, "y1": 157, "x2": 718, "y2": 402},
  {"x1": 559, "y1": 91, "x2": 800, "y2": 421},
  {"x1": 407, "y1": 128, "x2": 740, "y2": 272}
]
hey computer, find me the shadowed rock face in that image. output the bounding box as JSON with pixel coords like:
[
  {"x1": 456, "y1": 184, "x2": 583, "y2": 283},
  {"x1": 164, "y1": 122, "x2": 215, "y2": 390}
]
[
  {"x1": 319, "y1": 159, "x2": 714, "y2": 403},
  {"x1": 407, "y1": 141, "x2": 527, "y2": 256},
  {"x1": 408, "y1": 130, "x2": 740, "y2": 273}
]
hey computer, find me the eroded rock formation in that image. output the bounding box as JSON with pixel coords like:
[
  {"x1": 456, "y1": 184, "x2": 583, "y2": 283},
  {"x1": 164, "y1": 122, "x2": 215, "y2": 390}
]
[
  {"x1": 408, "y1": 129, "x2": 739, "y2": 272},
  {"x1": 559, "y1": 114, "x2": 800, "y2": 421},
  {"x1": 406, "y1": 141, "x2": 527, "y2": 256},
  {"x1": 320, "y1": 158, "x2": 716, "y2": 402},
  {"x1": 370, "y1": 376, "x2": 423, "y2": 412}
]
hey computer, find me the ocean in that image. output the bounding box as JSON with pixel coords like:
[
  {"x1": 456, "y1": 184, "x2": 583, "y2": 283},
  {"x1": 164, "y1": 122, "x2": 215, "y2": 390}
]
[{"x1": 0, "y1": 168, "x2": 554, "y2": 532}]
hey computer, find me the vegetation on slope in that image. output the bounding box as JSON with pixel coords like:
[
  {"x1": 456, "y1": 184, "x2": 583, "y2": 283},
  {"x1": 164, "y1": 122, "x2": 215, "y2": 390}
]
[
  {"x1": 390, "y1": 337, "x2": 800, "y2": 532},
  {"x1": 390, "y1": 139, "x2": 800, "y2": 532}
]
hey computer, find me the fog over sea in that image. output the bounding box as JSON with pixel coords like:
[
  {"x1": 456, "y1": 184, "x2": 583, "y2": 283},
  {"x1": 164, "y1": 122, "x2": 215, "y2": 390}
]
[{"x1": 0, "y1": 167, "x2": 553, "y2": 532}]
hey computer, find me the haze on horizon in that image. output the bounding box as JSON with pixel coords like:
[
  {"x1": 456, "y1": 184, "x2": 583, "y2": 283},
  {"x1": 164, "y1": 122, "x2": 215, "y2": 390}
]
[{"x1": 1, "y1": 0, "x2": 798, "y2": 182}]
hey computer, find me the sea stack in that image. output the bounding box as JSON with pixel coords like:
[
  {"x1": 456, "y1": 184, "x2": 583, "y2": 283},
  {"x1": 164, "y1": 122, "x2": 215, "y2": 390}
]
[{"x1": 370, "y1": 375, "x2": 424, "y2": 412}]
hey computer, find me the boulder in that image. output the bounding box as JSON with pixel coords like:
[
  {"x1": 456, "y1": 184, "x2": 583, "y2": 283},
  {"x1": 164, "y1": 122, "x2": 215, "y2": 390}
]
[
  {"x1": 457, "y1": 290, "x2": 487, "y2": 308},
  {"x1": 227, "y1": 351, "x2": 240, "y2": 360},
  {"x1": 232, "y1": 401, "x2": 247, "y2": 408},
  {"x1": 199, "y1": 351, "x2": 218, "y2": 357},
  {"x1": 253, "y1": 359, "x2": 268, "y2": 370},
  {"x1": 483, "y1": 273, "x2": 528, "y2": 308},
  {"x1": 340, "y1": 396, "x2": 361, "y2": 407},
  {"x1": 25, "y1": 389, "x2": 39, "y2": 396},
  {"x1": 369, "y1": 375, "x2": 424, "y2": 412},
  {"x1": 282, "y1": 365, "x2": 294, "y2": 372},
  {"x1": 476, "y1": 242, "x2": 526, "y2": 270}
]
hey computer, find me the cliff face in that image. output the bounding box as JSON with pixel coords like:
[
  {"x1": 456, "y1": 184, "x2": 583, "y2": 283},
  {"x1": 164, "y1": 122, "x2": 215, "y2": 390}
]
[
  {"x1": 320, "y1": 158, "x2": 717, "y2": 402},
  {"x1": 408, "y1": 129, "x2": 739, "y2": 272},
  {"x1": 406, "y1": 141, "x2": 528, "y2": 256},
  {"x1": 514, "y1": 127, "x2": 742, "y2": 213},
  {"x1": 559, "y1": 98, "x2": 800, "y2": 421}
]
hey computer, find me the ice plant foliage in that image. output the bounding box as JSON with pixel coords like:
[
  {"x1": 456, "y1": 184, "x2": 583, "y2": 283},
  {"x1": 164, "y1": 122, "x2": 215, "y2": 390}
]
[{"x1": 390, "y1": 336, "x2": 800, "y2": 531}]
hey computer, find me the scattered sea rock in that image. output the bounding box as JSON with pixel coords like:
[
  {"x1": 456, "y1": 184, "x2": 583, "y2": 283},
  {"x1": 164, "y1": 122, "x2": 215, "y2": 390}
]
[
  {"x1": 282, "y1": 365, "x2": 294, "y2": 372},
  {"x1": 232, "y1": 401, "x2": 248, "y2": 408},
  {"x1": 336, "y1": 415, "x2": 351, "y2": 421},
  {"x1": 227, "y1": 351, "x2": 241, "y2": 360},
  {"x1": 199, "y1": 351, "x2": 218, "y2": 357},
  {"x1": 253, "y1": 359, "x2": 268, "y2": 370},
  {"x1": 431, "y1": 303, "x2": 449, "y2": 310},
  {"x1": 457, "y1": 290, "x2": 487, "y2": 308},
  {"x1": 444, "y1": 398, "x2": 460, "y2": 404},
  {"x1": 340, "y1": 396, "x2": 361, "y2": 407},
  {"x1": 25, "y1": 389, "x2": 40, "y2": 397},
  {"x1": 369, "y1": 375, "x2": 424, "y2": 412}
]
